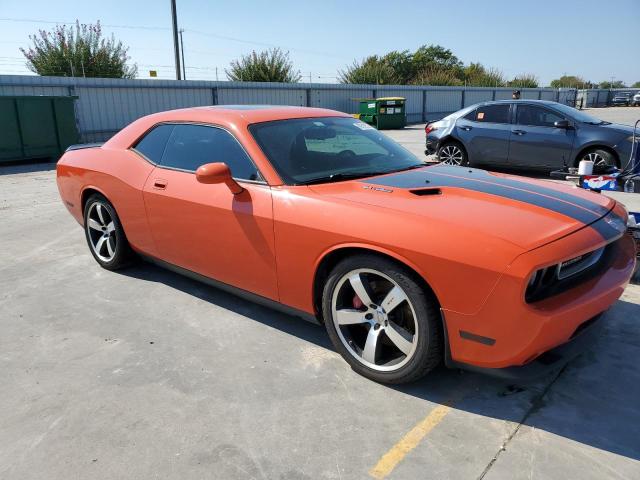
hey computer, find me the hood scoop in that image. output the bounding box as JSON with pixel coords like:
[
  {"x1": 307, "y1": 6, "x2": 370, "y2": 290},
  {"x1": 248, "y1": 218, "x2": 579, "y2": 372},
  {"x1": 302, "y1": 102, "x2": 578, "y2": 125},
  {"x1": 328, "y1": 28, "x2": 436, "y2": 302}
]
[{"x1": 409, "y1": 188, "x2": 442, "y2": 196}]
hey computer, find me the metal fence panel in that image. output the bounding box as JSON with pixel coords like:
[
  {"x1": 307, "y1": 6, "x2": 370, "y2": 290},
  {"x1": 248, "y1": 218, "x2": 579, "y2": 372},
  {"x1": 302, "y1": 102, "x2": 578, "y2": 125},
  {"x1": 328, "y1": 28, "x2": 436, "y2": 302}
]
[
  {"x1": 76, "y1": 86, "x2": 213, "y2": 142},
  {"x1": 310, "y1": 88, "x2": 373, "y2": 113},
  {"x1": 0, "y1": 75, "x2": 588, "y2": 141},
  {"x1": 494, "y1": 90, "x2": 513, "y2": 101},
  {"x1": 464, "y1": 90, "x2": 493, "y2": 106},
  {"x1": 424, "y1": 90, "x2": 462, "y2": 120},
  {"x1": 217, "y1": 87, "x2": 306, "y2": 106}
]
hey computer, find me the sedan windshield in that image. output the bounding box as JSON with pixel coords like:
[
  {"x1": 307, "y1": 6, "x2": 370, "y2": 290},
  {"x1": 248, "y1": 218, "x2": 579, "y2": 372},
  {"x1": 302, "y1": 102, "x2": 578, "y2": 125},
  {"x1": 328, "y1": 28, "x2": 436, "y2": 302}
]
[{"x1": 249, "y1": 117, "x2": 425, "y2": 185}]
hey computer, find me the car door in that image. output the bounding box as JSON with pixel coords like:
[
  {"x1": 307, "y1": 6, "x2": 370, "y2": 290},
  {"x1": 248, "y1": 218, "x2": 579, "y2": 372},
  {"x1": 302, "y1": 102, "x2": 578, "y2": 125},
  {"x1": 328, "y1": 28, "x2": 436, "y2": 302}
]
[
  {"x1": 508, "y1": 104, "x2": 575, "y2": 169},
  {"x1": 455, "y1": 103, "x2": 512, "y2": 165},
  {"x1": 139, "y1": 123, "x2": 279, "y2": 301}
]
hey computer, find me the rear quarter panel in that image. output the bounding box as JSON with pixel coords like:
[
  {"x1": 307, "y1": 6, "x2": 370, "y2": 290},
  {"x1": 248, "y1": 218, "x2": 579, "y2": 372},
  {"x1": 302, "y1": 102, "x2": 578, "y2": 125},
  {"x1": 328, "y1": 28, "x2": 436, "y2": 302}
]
[{"x1": 56, "y1": 146, "x2": 157, "y2": 255}]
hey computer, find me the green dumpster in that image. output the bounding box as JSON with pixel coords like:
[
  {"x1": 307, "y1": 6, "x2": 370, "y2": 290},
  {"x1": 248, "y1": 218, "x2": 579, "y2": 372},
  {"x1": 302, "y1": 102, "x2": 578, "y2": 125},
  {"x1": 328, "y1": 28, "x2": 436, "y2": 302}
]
[
  {"x1": 354, "y1": 97, "x2": 406, "y2": 129},
  {"x1": 0, "y1": 95, "x2": 79, "y2": 163}
]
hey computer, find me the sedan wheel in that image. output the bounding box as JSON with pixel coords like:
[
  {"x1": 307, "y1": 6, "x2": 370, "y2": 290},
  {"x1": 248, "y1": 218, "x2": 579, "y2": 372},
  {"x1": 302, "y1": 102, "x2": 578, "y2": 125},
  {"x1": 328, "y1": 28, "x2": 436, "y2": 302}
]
[
  {"x1": 581, "y1": 149, "x2": 617, "y2": 170},
  {"x1": 438, "y1": 142, "x2": 467, "y2": 166},
  {"x1": 322, "y1": 255, "x2": 442, "y2": 384}
]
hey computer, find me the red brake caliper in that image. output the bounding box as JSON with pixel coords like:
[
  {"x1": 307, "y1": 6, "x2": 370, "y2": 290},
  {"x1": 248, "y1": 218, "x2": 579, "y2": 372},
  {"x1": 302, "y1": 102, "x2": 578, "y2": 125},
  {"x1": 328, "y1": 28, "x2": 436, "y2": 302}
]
[{"x1": 352, "y1": 294, "x2": 364, "y2": 309}]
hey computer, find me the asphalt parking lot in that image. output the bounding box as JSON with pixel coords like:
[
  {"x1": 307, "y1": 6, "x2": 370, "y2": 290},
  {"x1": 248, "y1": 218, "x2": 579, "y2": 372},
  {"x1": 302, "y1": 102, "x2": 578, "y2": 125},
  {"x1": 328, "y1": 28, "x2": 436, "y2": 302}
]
[{"x1": 1, "y1": 107, "x2": 640, "y2": 480}]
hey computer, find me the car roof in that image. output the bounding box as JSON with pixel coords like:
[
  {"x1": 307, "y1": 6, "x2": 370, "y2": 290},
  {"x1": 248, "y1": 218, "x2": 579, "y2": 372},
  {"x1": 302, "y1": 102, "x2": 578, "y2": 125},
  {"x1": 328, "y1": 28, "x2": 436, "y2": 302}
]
[
  {"x1": 155, "y1": 105, "x2": 350, "y2": 124},
  {"x1": 478, "y1": 99, "x2": 560, "y2": 106}
]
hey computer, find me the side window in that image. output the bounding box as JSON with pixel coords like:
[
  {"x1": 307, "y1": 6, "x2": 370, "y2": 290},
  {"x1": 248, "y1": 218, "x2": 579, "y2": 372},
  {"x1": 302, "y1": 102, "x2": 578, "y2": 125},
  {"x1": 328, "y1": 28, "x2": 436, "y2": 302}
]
[
  {"x1": 133, "y1": 124, "x2": 174, "y2": 163},
  {"x1": 160, "y1": 124, "x2": 261, "y2": 181},
  {"x1": 516, "y1": 105, "x2": 564, "y2": 127},
  {"x1": 473, "y1": 104, "x2": 510, "y2": 124},
  {"x1": 464, "y1": 109, "x2": 477, "y2": 121}
]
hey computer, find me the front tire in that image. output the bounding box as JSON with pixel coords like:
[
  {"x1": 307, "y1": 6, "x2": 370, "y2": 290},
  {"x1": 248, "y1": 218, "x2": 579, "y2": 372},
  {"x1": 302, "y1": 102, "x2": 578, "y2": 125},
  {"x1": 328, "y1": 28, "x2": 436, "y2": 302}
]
[
  {"x1": 322, "y1": 255, "x2": 442, "y2": 384},
  {"x1": 438, "y1": 141, "x2": 468, "y2": 166},
  {"x1": 83, "y1": 194, "x2": 133, "y2": 270},
  {"x1": 579, "y1": 148, "x2": 618, "y2": 171}
]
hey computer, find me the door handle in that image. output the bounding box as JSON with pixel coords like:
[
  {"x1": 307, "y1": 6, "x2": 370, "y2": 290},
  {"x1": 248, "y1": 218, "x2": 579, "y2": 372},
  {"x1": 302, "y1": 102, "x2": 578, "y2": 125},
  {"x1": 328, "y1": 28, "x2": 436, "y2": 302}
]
[
  {"x1": 512, "y1": 129, "x2": 526, "y2": 135},
  {"x1": 460, "y1": 126, "x2": 473, "y2": 131},
  {"x1": 153, "y1": 179, "x2": 168, "y2": 190}
]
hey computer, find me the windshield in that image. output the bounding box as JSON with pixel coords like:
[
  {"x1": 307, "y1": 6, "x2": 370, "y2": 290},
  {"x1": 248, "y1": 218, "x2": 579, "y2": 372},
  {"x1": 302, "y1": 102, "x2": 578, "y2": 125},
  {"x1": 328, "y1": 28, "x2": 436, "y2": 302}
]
[
  {"x1": 550, "y1": 103, "x2": 607, "y2": 124},
  {"x1": 249, "y1": 117, "x2": 425, "y2": 184}
]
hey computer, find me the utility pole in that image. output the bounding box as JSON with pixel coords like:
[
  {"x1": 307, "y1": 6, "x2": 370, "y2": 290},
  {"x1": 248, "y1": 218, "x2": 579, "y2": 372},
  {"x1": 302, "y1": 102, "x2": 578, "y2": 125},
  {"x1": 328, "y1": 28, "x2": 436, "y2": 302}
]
[
  {"x1": 171, "y1": 0, "x2": 182, "y2": 80},
  {"x1": 179, "y1": 28, "x2": 186, "y2": 80}
]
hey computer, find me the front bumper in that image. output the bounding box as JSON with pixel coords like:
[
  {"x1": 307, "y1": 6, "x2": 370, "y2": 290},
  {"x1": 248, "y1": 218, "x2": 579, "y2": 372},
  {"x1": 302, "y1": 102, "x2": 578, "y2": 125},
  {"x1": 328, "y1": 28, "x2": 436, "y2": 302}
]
[
  {"x1": 444, "y1": 313, "x2": 603, "y2": 380},
  {"x1": 442, "y1": 219, "x2": 636, "y2": 374}
]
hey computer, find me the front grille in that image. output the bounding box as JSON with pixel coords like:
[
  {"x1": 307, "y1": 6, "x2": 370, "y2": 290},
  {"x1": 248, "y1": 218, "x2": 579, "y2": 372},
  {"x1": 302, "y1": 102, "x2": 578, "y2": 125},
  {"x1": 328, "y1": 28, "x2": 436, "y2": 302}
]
[{"x1": 525, "y1": 240, "x2": 618, "y2": 303}]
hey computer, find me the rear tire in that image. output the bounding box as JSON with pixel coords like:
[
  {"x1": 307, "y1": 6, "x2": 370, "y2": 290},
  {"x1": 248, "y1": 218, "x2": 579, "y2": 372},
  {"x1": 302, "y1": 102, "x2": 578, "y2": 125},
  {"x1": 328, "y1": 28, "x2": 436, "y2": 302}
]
[
  {"x1": 322, "y1": 254, "x2": 442, "y2": 384},
  {"x1": 438, "y1": 141, "x2": 469, "y2": 166},
  {"x1": 83, "y1": 194, "x2": 134, "y2": 271}
]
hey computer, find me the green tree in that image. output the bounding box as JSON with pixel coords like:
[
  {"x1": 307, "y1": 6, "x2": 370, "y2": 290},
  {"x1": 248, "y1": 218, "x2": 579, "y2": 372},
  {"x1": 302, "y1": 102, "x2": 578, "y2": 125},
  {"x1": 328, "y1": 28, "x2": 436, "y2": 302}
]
[
  {"x1": 21, "y1": 21, "x2": 137, "y2": 78},
  {"x1": 463, "y1": 63, "x2": 506, "y2": 87},
  {"x1": 411, "y1": 65, "x2": 463, "y2": 86},
  {"x1": 549, "y1": 75, "x2": 590, "y2": 88},
  {"x1": 412, "y1": 45, "x2": 463, "y2": 78},
  {"x1": 507, "y1": 73, "x2": 539, "y2": 88},
  {"x1": 338, "y1": 56, "x2": 398, "y2": 84},
  {"x1": 632, "y1": 81, "x2": 640, "y2": 88},
  {"x1": 598, "y1": 80, "x2": 626, "y2": 89},
  {"x1": 226, "y1": 48, "x2": 300, "y2": 82}
]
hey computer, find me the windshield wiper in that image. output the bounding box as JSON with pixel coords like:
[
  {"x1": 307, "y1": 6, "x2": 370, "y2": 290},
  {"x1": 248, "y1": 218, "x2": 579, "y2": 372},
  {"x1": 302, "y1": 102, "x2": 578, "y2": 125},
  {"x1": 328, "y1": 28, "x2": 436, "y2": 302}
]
[
  {"x1": 393, "y1": 163, "x2": 428, "y2": 172},
  {"x1": 301, "y1": 171, "x2": 389, "y2": 185}
]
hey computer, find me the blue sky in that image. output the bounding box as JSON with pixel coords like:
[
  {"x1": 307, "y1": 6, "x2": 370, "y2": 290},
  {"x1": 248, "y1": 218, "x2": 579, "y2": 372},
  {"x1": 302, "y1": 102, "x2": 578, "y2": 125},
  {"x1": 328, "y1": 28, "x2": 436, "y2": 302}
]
[{"x1": 1, "y1": 0, "x2": 638, "y2": 85}]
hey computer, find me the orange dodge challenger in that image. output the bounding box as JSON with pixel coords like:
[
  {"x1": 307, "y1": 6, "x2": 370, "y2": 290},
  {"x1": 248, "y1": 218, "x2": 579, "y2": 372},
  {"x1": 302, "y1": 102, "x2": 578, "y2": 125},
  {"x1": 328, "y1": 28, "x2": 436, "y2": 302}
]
[{"x1": 57, "y1": 106, "x2": 636, "y2": 384}]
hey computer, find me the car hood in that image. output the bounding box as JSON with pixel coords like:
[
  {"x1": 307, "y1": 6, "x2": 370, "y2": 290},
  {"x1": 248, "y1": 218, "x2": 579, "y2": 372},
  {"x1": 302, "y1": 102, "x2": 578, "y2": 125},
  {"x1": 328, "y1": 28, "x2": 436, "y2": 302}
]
[
  {"x1": 308, "y1": 165, "x2": 616, "y2": 251},
  {"x1": 583, "y1": 122, "x2": 634, "y2": 136}
]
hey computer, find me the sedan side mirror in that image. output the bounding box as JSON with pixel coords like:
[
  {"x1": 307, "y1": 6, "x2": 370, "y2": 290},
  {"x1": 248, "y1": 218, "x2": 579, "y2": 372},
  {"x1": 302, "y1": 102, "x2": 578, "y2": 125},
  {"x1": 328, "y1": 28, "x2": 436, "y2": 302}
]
[
  {"x1": 553, "y1": 120, "x2": 571, "y2": 129},
  {"x1": 196, "y1": 162, "x2": 244, "y2": 194}
]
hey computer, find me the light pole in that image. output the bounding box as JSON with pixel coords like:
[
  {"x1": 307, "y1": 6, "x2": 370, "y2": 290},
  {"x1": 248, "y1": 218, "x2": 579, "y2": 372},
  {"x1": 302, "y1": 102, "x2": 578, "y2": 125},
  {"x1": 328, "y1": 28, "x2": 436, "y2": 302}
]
[
  {"x1": 179, "y1": 29, "x2": 186, "y2": 80},
  {"x1": 171, "y1": 0, "x2": 182, "y2": 80}
]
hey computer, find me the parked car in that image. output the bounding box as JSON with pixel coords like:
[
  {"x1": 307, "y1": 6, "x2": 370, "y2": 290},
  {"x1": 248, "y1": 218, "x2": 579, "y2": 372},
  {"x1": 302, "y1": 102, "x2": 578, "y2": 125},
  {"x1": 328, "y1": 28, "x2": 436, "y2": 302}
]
[
  {"x1": 611, "y1": 92, "x2": 632, "y2": 106},
  {"x1": 633, "y1": 92, "x2": 640, "y2": 106},
  {"x1": 425, "y1": 100, "x2": 636, "y2": 170},
  {"x1": 57, "y1": 106, "x2": 636, "y2": 384}
]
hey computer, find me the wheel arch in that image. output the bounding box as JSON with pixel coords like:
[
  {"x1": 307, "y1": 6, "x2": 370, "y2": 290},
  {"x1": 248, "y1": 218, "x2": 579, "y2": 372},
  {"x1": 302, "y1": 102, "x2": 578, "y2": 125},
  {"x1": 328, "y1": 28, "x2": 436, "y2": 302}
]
[
  {"x1": 311, "y1": 244, "x2": 442, "y2": 324},
  {"x1": 573, "y1": 144, "x2": 619, "y2": 168}
]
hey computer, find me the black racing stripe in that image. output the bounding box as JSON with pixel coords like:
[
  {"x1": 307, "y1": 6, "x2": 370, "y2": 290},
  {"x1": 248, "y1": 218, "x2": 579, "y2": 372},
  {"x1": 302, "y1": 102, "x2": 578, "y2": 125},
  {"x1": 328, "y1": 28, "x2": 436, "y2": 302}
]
[
  {"x1": 368, "y1": 169, "x2": 603, "y2": 225},
  {"x1": 589, "y1": 211, "x2": 626, "y2": 242},
  {"x1": 428, "y1": 166, "x2": 612, "y2": 217}
]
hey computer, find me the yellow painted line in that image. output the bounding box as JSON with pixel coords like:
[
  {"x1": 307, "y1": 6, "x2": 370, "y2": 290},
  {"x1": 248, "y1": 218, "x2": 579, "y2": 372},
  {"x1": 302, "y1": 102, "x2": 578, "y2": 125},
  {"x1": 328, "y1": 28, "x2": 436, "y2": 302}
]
[{"x1": 369, "y1": 404, "x2": 452, "y2": 479}]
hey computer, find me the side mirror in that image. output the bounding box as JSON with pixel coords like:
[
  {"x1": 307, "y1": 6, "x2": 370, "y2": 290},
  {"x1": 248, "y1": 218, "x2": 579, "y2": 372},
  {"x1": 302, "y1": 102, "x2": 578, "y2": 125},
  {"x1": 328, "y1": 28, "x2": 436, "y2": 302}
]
[
  {"x1": 554, "y1": 120, "x2": 570, "y2": 129},
  {"x1": 196, "y1": 162, "x2": 244, "y2": 194}
]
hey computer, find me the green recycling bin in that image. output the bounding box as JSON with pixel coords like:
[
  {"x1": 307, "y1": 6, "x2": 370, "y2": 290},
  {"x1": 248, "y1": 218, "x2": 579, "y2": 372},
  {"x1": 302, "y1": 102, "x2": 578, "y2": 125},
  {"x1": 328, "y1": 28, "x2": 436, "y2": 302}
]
[
  {"x1": 0, "y1": 95, "x2": 79, "y2": 163},
  {"x1": 355, "y1": 97, "x2": 406, "y2": 129}
]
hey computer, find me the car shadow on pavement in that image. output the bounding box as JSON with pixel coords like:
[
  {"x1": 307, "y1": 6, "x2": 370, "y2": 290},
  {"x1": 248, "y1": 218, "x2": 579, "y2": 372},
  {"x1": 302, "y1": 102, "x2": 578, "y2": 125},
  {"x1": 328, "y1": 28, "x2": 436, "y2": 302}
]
[
  {"x1": 0, "y1": 160, "x2": 57, "y2": 176},
  {"x1": 122, "y1": 261, "x2": 640, "y2": 463}
]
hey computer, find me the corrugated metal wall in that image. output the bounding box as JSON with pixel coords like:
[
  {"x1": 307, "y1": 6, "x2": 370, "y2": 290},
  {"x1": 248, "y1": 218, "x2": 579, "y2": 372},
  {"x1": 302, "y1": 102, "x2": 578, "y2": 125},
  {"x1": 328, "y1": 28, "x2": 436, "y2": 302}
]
[{"x1": 0, "y1": 75, "x2": 574, "y2": 142}]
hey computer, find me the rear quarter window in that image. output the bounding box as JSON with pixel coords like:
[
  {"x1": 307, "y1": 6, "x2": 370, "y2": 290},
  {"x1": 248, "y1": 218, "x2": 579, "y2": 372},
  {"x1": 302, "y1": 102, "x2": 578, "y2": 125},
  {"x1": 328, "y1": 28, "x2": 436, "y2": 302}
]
[{"x1": 133, "y1": 124, "x2": 174, "y2": 163}]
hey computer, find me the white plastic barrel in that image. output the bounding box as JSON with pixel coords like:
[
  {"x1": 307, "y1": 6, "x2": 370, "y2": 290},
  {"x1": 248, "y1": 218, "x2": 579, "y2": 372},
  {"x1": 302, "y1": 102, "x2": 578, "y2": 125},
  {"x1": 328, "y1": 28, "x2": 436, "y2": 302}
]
[{"x1": 578, "y1": 160, "x2": 594, "y2": 175}]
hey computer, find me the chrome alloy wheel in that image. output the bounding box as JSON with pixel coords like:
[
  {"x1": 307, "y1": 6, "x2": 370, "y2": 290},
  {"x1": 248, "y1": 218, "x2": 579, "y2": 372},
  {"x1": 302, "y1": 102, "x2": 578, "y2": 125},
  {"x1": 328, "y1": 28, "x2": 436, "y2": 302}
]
[
  {"x1": 583, "y1": 151, "x2": 607, "y2": 167},
  {"x1": 86, "y1": 202, "x2": 117, "y2": 262},
  {"x1": 331, "y1": 269, "x2": 418, "y2": 372},
  {"x1": 439, "y1": 145, "x2": 464, "y2": 165}
]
